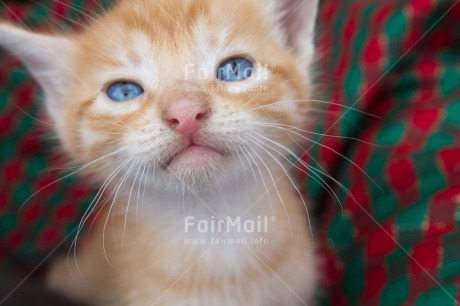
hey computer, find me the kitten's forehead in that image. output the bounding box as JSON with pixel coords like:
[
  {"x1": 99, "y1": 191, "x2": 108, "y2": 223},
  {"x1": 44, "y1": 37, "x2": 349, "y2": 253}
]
[{"x1": 77, "y1": 0, "x2": 276, "y2": 77}]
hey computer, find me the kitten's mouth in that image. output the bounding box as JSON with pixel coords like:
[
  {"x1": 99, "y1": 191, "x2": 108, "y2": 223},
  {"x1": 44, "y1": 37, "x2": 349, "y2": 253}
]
[{"x1": 165, "y1": 145, "x2": 222, "y2": 168}]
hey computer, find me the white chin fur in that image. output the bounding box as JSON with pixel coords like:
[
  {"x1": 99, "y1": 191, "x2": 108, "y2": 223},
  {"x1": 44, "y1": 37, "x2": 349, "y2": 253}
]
[{"x1": 165, "y1": 157, "x2": 225, "y2": 192}]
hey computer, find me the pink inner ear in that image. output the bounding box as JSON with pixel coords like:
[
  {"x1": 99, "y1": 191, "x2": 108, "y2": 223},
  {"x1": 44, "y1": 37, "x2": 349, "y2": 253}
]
[
  {"x1": 278, "y1": 0, "x2": 314, "y2": 47},
  {"x1": 276, "y1": 0, "x2": 317, "y2": 56},
  {"x1": 285, "y1": 12, "x2": 304, "y2": 45}
]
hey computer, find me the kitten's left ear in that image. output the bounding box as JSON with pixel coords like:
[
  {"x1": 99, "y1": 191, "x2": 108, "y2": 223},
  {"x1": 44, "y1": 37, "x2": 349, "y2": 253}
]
[
  {"x1": 0, "y1": 23, "x2": 76, "y2": 121},
  {"x1": 274, "y1": 0, "x2": 319, "y2": 65}
]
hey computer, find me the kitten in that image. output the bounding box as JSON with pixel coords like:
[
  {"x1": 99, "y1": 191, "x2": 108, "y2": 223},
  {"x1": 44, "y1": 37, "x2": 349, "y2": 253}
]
[{"x1": 0, "y1": 0, "x2": 318, "y2": 305}]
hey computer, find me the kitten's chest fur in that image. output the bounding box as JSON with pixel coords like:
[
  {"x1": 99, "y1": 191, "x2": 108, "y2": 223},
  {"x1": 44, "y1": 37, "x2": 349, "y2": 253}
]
[{"x1": 49, "y1": 177, "x2": 316, "y2": 306}]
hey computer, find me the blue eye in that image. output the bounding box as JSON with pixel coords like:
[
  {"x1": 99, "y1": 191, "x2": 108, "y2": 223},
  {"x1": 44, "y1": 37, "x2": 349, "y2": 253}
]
[
  {"x1": 106, "y1": 81, "x2": 144, "y2": 102},
  {"x1": 217, "y1": 57, "x2": 253, "y2": 82}
]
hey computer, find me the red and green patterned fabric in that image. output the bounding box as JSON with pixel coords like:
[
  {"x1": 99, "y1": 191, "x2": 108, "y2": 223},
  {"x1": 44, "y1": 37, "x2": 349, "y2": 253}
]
[
  {"x1": 0, "y1": 1, "x2": 460, "y2": 305},
  {"x1": 0, "y1": 0, "x2": 111, "y2": 278},
  {"x1": 303, "y1": 0, "x2": 460, "y2": 305}
]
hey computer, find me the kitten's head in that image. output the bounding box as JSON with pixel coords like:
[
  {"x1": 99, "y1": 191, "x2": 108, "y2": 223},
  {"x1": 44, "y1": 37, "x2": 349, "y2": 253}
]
[{"x1": 0, "y1": 0, "x2": 318, "y2": 192}]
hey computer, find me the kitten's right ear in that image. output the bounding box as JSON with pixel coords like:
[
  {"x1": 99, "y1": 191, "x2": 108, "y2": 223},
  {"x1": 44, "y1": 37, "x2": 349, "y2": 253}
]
[
  {"x1": 0, "y1": 23, "x2": 76, "y2": 121},
  {"x1": 273, "y1": 0, "x2": 319, "y2": 66}
]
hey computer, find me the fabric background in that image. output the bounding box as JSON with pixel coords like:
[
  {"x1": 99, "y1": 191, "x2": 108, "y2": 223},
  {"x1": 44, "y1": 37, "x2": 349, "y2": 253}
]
[
  {"x1": 0, "y1": 0, "x2": 459, "y2": 305},
  {"x1": 305, "y1": 0, "x2": 460, "y2": 305},
  {"x1": 0, "y1": 0, "x2": 111, "y2": 279}
]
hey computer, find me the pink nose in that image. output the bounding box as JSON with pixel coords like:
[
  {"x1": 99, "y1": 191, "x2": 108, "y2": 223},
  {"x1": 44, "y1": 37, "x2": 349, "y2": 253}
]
[{"x1": 163, "y1": 98, "x2": 210, "y2": 140}]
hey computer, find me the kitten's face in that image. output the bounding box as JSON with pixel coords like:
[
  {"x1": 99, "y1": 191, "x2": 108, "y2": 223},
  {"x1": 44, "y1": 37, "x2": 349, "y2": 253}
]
[{"x1": 1, "y1": 0, "x2": 317, "y2": 192}]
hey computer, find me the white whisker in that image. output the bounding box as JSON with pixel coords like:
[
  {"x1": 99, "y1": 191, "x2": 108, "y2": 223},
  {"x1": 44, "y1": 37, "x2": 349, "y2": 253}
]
[
  {"x1": 246, "y1": 135, "x2": 313, "y2": 239},
  {"x1": 69, "y1": 157, "x2": 131, "y2": 276},
  {"x1": 122, "y1": 161, "x2": 142, "y2": 251},
  {"x1": 254, "y1": 123, "x2": 383, "y2": 192},
  {"x1": 18, "y1": 148, "x2": 125, "y2": 212},
  {"x1": 102, "y1": 158, "x2": 136, "y2": 265},
  {"x1": 250, "y1": 133, "x2": 344, "y2": 214},
  {"x1": 242, "y1": 140, "x2": 293, "y2": 236},
  {"x1": 250, "y1": 120, "x2": 379, "y2": 146},
  {"x1": 249, "y1": 98, "x2": 379, "y2": 118}
]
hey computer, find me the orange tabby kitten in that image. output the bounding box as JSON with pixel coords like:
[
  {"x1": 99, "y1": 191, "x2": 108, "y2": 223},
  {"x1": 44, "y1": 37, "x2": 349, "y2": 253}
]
[{"x1": 0, "y1": 0, "x2": 318, "y2": 305}]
